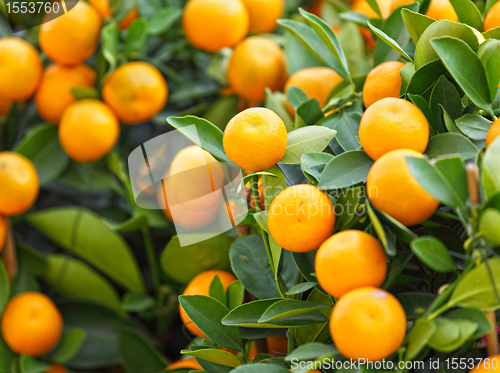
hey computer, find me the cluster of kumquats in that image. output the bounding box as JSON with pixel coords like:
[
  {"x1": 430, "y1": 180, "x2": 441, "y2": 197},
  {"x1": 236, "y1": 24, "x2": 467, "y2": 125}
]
[{"x1": 1, "y1": 0, "x2": 500, "y2": 371}]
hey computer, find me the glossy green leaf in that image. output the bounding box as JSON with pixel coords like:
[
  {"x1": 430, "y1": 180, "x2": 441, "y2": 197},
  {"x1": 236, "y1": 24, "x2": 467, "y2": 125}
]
[
  {"x1": 265, "y1": 89, "x2": 294, "y2": 132},
  {"x1": 425, "y1": 132, "x2": 478, "y2": 160},
  {"x1": 230, "y1": 364, "x2": 289, "y2": 373},
  {"x1": 26, "y1": 207, "x2": 145, "y2": 294},
  {"x1": 367, "y1": 201, "x2": 397, "y2": 256},
  {"x1": 449, "y1": 0, "x2": 483, "y2": 30},
  {"x1": 210, "y1": 275, "x2": 227, "y2": 306},
  {"x1": 50, "y1": 328, "x2": 87, "y2": 364},
  {"x1": 43, "y1": 255, "x2": 122, "y2": 312},
  {"x1": 445, "y1": 308, "x2": 493, "y2": 339},
  {"x1": 320, "y1": 110, "x2": 361, "y2": 151},
  {"x1": 395, "y1": 292, "x2": 435, "y2": 319},
  {"x1": 286, "y1": 282, "x2": 318, "y2": 295},
  {"x1": 280, "y1": 127, "x2": 337, "y2": 164},
  {"x1": 227, "y1": 280, "x2": 245, "y2": 311},
  {"x1": 429, "y1": 75, "x2": 462, "y2": 134},
  {"x1": 482, "y1": 136, "x2": 500, "y2": 196},
  {"x1": 428, "y1": 317, "x2": 478, "y2": 352},
  {"x1": 147, "y1": 7, "x2": 182, "y2": 35},
  {"x1": 368, "y1": 18, "x2": 413, "y2": 64},
  {"x1": 407, "y1": 59, "x2": 448, "y2": 100},
  {"x1": 401, "y1": 8, "x2": 435, "y2": 44},
  {"x1": 410, "y1": 236, "x2": 456, "y2": 273},
  {"x1": 406, "y1": 319, "x2": 437, "y2": 360},
  {"x1": 334, "y1": 187, "x2": 363, "y2": 232},
  {"x1": 286, "y1": 86, "x2": 309, "y2": 111},
  {"x1": 318, "y1": 151, "x2": 374, "y2": 190},
  {"x1": 479, "y1": 208, "x2": 500, "y2": 245},
  {"x1": 284, "y1": 342, "x2": 339, "y2": 361},
  {"x1": 296, "y1": 98, "x2": 325, "y2": 125},
  {"x1": 400, "y1": 62, "x2": 415, "y2": 95},
  {"x1": 182, "y1": 348, "x2": 240, "y2": 368},
  {"x1": 258, "y1": 299, "x2": 330, "y2": 322},
  {"x1": 455, "y1": 114, "x2": 492, "y2": 140},
  {"x1": 409, "y1": 94, "x2": 437, "y2": 133},
  {"x1": 300, "y1": 152, "x2": 334, "y2": 184},
  {"x1": 478, "y1": 39, "x2": 500, "y2": 101}
]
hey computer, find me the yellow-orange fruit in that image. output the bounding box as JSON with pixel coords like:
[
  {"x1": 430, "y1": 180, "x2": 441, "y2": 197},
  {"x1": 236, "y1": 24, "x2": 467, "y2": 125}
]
[
  {"x1": 241, "y1": 0, "x2": 284, "y2": 33},
  {"x1": 362, "y1": 61, "x2": 405, "y2": 108},
  {"x1": 486, "y1": 118, "x2": 500, "y2": 148},
  {"x1": 425, "y1": 0, "x2": 458, "y2": 21}
]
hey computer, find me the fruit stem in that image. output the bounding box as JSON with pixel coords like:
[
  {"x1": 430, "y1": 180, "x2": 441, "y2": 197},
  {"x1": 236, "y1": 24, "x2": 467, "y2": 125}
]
[{"x1": 142, "y1": 226, "x2": 160, "y2": 296}]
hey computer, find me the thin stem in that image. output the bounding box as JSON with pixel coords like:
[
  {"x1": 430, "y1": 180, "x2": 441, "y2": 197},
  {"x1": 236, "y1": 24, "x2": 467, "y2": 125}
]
[{"x1": 142, "y1": 226, "x2": 160, "y2": 296}]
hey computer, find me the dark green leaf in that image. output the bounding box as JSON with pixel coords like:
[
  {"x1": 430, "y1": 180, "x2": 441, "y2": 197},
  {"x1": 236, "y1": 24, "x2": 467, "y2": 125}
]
[
  {"x1": 258, "y1": 299, "x2": 330, "y2": 322},
  {"x1": 210, "y1": 275, "x2": 227, "y2": 306},
  {"x1": 296, "y1": 99, "x2": 325, "y2": 125},
  {"x1": 407, "y1": 59, "x2": 448, "y2": 100},
  {"x1": 182, "y1": 348, "x2": 240, "y2": 368},
  {"x1": 119, "y1": 330, "x2": 169, "y2": 373},
  {"x1": 478, "y1": 39, "x2": 500, "y2": 101},
  {"x1": 409, "y1": 94, "x2": 437, "y2": 134},
  {"x1": 320, "y1": 110, "x2": 361, "y2": 151},
  {"x1": 429, "y1": 75, "x2": 463, "y2": 134},
  {"x1": 227, "y1": 281, "x2": 245, "y2": 311},
  {"x1": 286, "y1": 282, "x2": 318, "y2": 295},
  {"x1": 410, "y1": 236, "x2": 456, "y2": 273},
  {"x1": 425, "y1": 132, "x2": 478, "y2": 160},
  {"x1": 0, "y1": 261, "x2": 9, "y2": 315},
  {"x1": 396, "y1": 292, "x2": 435, "y2": 319},
  {"x1": 300, "y1": 152, "x2": 334, "y2": 184},
  {"x1": 449, "y1": 0, "x2": 483, "y2": 30},
  {"x1": 284, "y1": 342, "x2": 339, "y2": 361},
  {"x1": 401, "y1": 8, "x2": 435, "y2": 44},
  {"x1": 19, "y1": 356, "x2": 51, "y2": 373},
  {"x1": 318, "y1": 151, "x2": 374, "y2": 190},
  {"x1": 121, "y1": 292, "x2": 155, "y2": 312},
  {"x1": 148, "y1": 7, "x2": 181, "y2": 35},
  {"x1": 455, "y1": 114, "x2": 492, "y2": 140},
  {"x1": 124, "y1": 18, "x2": 148, "y2": 56},
  {"x1": 280, "y1": 127, "x2": 336, "y2": 164},
  {"x1": 50, "y1": 328, "x2": 87, "y2": 364}
]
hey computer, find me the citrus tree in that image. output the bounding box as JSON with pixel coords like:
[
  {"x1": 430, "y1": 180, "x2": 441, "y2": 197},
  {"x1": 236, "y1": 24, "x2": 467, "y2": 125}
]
[{"x1": 0, "y1": 0, "x2": 500, "y2": 372}]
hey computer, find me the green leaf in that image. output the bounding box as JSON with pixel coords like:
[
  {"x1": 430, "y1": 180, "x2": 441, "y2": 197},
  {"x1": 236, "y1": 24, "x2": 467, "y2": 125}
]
[
  {"x1": 428, "y1": 317, "x2": 478, "y2": 352},
  {"x1": 414, "y1": 20, "x2": 478, "y2": 69},
  {"x1": 280, "y1": 127, "x2": 337, "y2": 164},
  {"x1": 226, "y1": 280, "x2": 245, "y2": 311},
  {"x1": 483, "y1": 136, "x2": 500, "y2": 196},
  {"x1": 101, "y1": 23, "x2": 120, "y2": 75},
  {"x1": 121, "y1": 292, "x2": 155, "y2": 312},
  {"x1": 367, "y1": 201, "x2": 397, "y2": 256},
  {"x1": 478, "y1": 208, "x2": 500, "y2": 245},
  {"x1": 425, "y1": 132, "x2": 478, "y2": 160},
  {"x1": 42, "y1": 255, "x2": 122, "y2": 312},
  {"x1": 0, "y1": 261, "x2": 9, "y2": 315},
  {"x1": 406, "y1": 155, "x2": 468, "y2": 209},
  {"x1": 431, "y1": 36, "x2": 492, "y2": 114},
  {"x1": 182, "y1": 347, "x2": 241, "y2": 367},
  {"x1": 429, "y1": 75, "x2": 463, "y2": 134},
  {"x1": 147, "y1": 7, "x2": 181, "y2": 35},
  {"x1": 455, "y1": 114, "x2": 492, "y2": 140},
  {"x1": 320, "y1": 109, "x2": 361, "y2": 151},
  {"x1": 400, "y1": 62, "x2": 416, "y2": 95},
  {"x1": 166, "y1": 116, "x2": 229, "y2": 163},
  {"x1": 339, "y1": 11, "x2": 370, "y2": 28},
  {"x1": 368, "y1": 17, "x2": 414, "y2": 64},
  {"x1": 102, "y1": 212, "x2": 148, "y2": 233},
  {"x1": 478, "y1": 39, "x2": 500, "y2": 102},
  {"x1": 366, "y1": 0, "x2": 382, "y2": 17},
  {"x1": 296, "y1": 99, "x2": 325, "y2": 125},
  {"x1": 401, "y1": 8, "x2": 435, "y2": 44},
  {"x1": 318, "y1": 151, "x2": 374, "y2": 189},
  {"x1": 286, "y1": 86, "x2": 309, "y2": 111},
  {"x1": 300, "y1": 152, "x2": 334, "y2": 184},
  {"x1": 179, "y1": 295, "x2": 243, "y2": 351},
  {"x1": 205, "y1": 95, "x2": 239, "y2": 130},
  {"x1": 50, "y1": 328, "x2": 87, "y2": 364},
  {"x1": 263, "y1": 165, "x2": 287, "y2": 210},
  {"x1": 410, "y1": 236, "x2": 456, "y2": 273},
  {"x1": 286, "y1": 282, "x2": 318, "y2": 295},
  {"x1": 395, "y1": 292, "x2": 435, "y2": 319},
  {"x1": 284, "y1": 32, "x2": 326, "y2": 75},
  {"x1": 26, "y1": 207, "x2": 145, "y2": 294},
  {"x1": 299, "y1": 8, "x2": 352, "y2": 82},
  {"x1": 230, "y1": 364, "x2": 289, "y2": 373},
  {"x1": 71, "y1": 87, "x2": 101, "y2": 100},
  {"x1": 409, "y1": 94, "x2": 436, "y2": 134},
  {"x1": 406, "y1": 59, "x2": 448, "y2": 100},
  {"x1": 449, "y1": 0, "x2": 483, "y2": 30},
  {"x1": 124, "y1": 18, "x2": 148, "y2": 56},
  {"x1": 14, "y1": 124, "x2": 70, "y2": 186},
  {"x1": 265, "y1": 89, "x2": 294, "y2": 132},
  {"x1": 258, "y1": 299, "x2": 330, "y2": 322},
  {"x1": 334, "y1": 187, "x2": 363, "y2": 231},
  {"x1": 483, "y1": 25, "x2": 500, "y2": 40},
  {"x1": 210, "y1": 275, "x2": 227, "y2": 306},
  {"x1": 19, "y1": 356, "x2": 51, "y2": 373},
  {"x1": 405, "y1": 319, "x2": 437, "y2": 360},
  {"x1": 119, "y1": 329, "x2": 169, "y2": 373},
  {"x1": 445, "y1": 308, "x2": 493, "y2": 340},
  {"x1": 160, "y1": 235, "x2": 232, "y2": 284},
  {"x1": 442, "y1": 105, "x2": 461, "y2": 134},
  {"x1": 277, "y1": 19, "x2": 348, "y2": 80},
  {"x1": 284, "y1": 342, "x2": 339, "y2": 361},
  {"x1": 448, "y1": 258, "x2": 500, "y2": 310}
]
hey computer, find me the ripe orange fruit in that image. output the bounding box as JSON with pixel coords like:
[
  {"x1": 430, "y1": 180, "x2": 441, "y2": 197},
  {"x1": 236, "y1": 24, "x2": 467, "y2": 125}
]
[
  {"x1": 167, "y1": 357, "x2": 202, "y2": 371},
  {"x1": 425, "y1": 0, "x2": 458, "y2": 21},
  {"x1": 267, "y1": 335, "x2": 288, "y2": 357},
  {"x1": 0, "y1": 215, "x2": 6, "y2": 252},
  {"x1": 182, "y1": 0, "x2": 249, "y2": 52},
  {"x1": 88, "y1": 0, "x2": 138, "y2": 29},
  {"x1": 469, "y1": 355, "x2": 500, "y2": 372},
  {"x1": 330, "y1": 287, "x2": 407, "y2": 361},
  {"x1": 227, "y1": 36, "x2": 287, "y2": 102},
  {"x1": 0, "y1": 97, "x2": 12, "y2": 117},
  {"x1": 59, "y1": 100, "x2": 120, "y2": 163},
  {"x1": 352, "y1": 0, "x2": 392, "y2": 19},
  {"x1": 315, "y1": 230, "x2": 387, "y2": 299},
  {"x1": 486, "y1": 118, "x2": 500, "y2": 148},
  {"x1": 0, "y1": 38, "x2": 43, "y2": 101},
  {"x1": 180, "y1": 270, "x2": 237, "y2": 337},
  {"x1": 241, "y1": 0, "x2": 284, "y2": 33},
  {"x1": 102, "y1": 62, "x2": 168, "y2": 125},
  {"x1": 362, "y1": 61, "x2": 405, "y2": 108},
  {"x1": 45, "y1": 365, "x2": 68, "y2": 373},
  {"x1": 0, "y1": 152, "x2": 39, "y2": 216},
  {"x1": 158, "y1": 145, "x2": 225, "y2": 229},
  {"x1": 39, "y1": 1, "x2": 102, "y2": 66},
  {"x1": 268, "y1": 185, "x2": 335, "y2": 253},
  {"x1": 367, "y1": 149, "x2": 440, "y2": 226},
  {"x1": 1, "y1": 292, "x2": 63, "y2": 357},
  {"x1": 223, "y1": 108, "x2": 287, "y2": 172},
  {"x1": 284, "y1": 67, "x2": 343, "y2": 116},
  {"x1": 117, "y1": 7, "x2": 139, "y2": 29},
  {"x1": 485, "y1": 2, "x2": 500, "y2": 31},
  {"x1": 35, "y1": 64, "x2": 96, "y2": 124},
  {"x1": 359, "y1": 97, "x2": 430, "y2": 160}
]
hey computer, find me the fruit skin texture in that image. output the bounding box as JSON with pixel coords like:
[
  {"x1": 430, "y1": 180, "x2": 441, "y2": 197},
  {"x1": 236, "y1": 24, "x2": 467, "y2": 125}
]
[
  {"x1": 45, "y1": 365, "x2": 68, "y2": 373},
  {"x1": 223, "y1": 108, "x2": 287, "y2": 172},
  {"x1": 315, "y1": 230, "x2": 387, "y2": 299},
  {"x1": 486, "y1": 118, "x2": 500, "y2": 148},
  {"x1": 425, "y1": 0, "x2": 458, "y2": 21},
  {"x1": 59, "y1": 100, "x2": 120, "y2": 163},
  {"x1": 227, "y1": 36, "x2": 287, "y2": 102},
  {"x1": 268, "y1": 184, "x2": 335, "y2": 253},
  {"x1": 367, "y1": 149, "x2": 440, "y2": 226},
  {"x1": 1, "y1": 292, "x2": 63, "y2": 357},
  {"x1": 35, "y1": 64, "x2": 96, "y2": 124},
  {"x1": 0, "y1": 38, "x2": 43, "y2": 101},
  {"x1": 241, "y1": 0, "x2": 284, "y2": 34},
  {"x1": 180, "y1": 270, "x2": 237, "y2": 337},
  {"x1": 362, "y1": 61, "x2": 405, "y2": 109},
  {"x1": 0, "y1": 215, "x2": 6, "y2": 252},
  {"x1": 103, "y1": 62, "x2": 168, "y2": 125},
  {"x1": 359, "y1": 97, "x2": 430, "y2": 161},
  {"x1": 266, "y1": 335, "x2": 288, "y2": 357},
  {"x1": 284, "y1": 67, "x2": 343, "y2": 116},
  {"x1": 469, "y1": 355, "x2": 500, "y2": 372},
  {"x1": 182, "y1": 0, "x2": 249, "y2": 52},
  {"x1": 167, "y1": 357, "x2": 202, "y2": 370},
  {"x1": 39, "y1": 1, "x2": 102, "y2": 66},
  {"x1": 485, "y1": 2, "x2": 500, "y2": 31},
  {"x1": 0, "y1": 152, "x2": 39, "y2": 216},
  {"x1": 330, "y1": 287, "x2": 407, "y2": 361}
]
